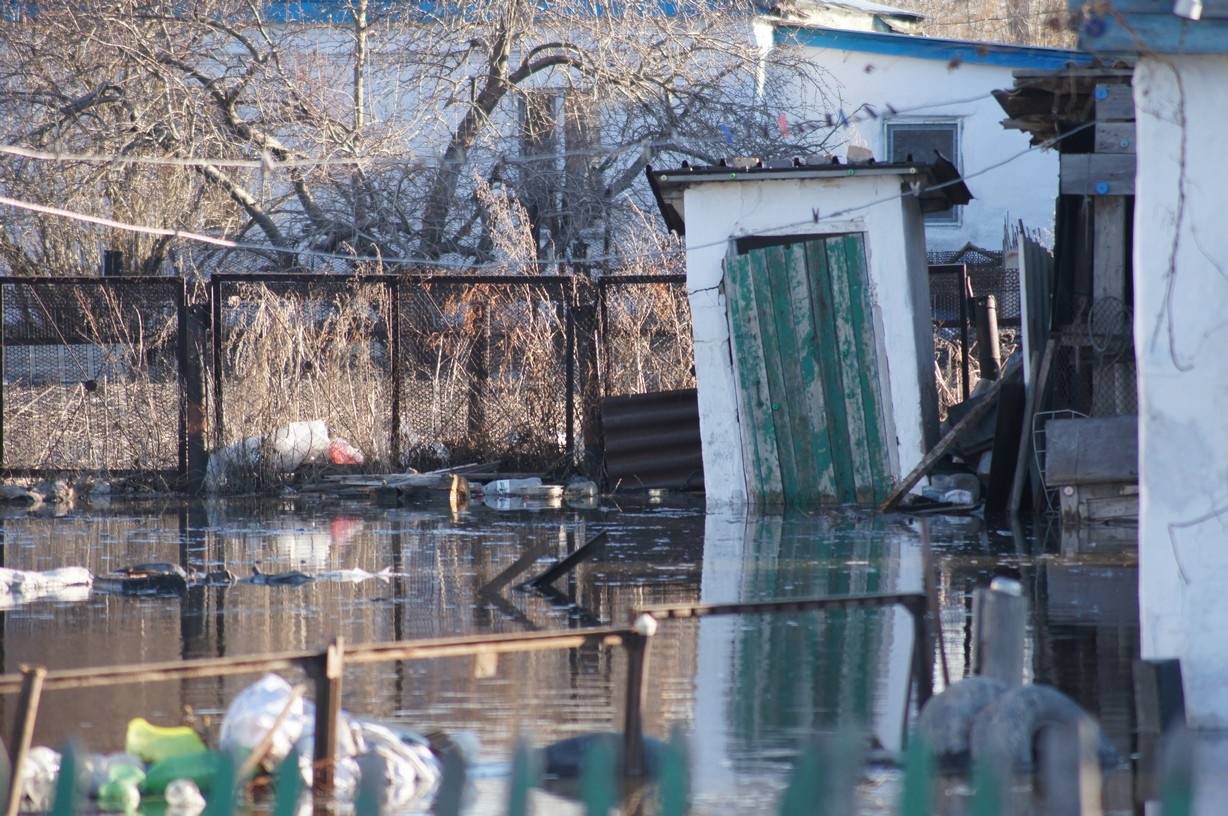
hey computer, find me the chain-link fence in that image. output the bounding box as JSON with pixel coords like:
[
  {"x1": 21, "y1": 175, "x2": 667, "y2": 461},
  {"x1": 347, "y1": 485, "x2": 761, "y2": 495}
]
[
  {"x1": 207, "y1": 272, "x2": 693, "y2": 477},
  {"x1": 598, "y1": 275, "x2": 694, "y2": 397},
  {"x1": 0, "y1": 273, "x2": 693, "y2": 483},
  {"x1": 0, "y1": 277, "x2": 185, "y2": 478}
]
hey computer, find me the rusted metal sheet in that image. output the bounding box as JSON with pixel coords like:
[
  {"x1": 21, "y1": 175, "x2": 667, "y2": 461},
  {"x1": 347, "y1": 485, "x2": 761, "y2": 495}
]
[{"x1": 601, "y1": 388, "x2": 703, "y2": 489}]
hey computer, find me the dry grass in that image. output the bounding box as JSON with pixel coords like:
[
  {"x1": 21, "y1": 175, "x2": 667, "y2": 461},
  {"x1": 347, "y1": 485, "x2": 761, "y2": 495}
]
[
  {"x1": 933, "y1": 326, "x2": 1020, "y2": 420},
  {"x1": 217, "y1": 278, "x2": 393, "y2": 469}
]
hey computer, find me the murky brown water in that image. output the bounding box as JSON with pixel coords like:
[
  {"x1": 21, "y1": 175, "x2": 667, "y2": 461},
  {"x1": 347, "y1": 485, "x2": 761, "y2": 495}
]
[{"x1": 0, "y1": 498, "x2": 1138, "y2": 813}]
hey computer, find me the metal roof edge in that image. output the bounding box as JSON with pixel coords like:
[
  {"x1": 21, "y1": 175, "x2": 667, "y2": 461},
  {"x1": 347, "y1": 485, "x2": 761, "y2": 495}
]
[{"x1": 773, "y1": 24, "x2": 1096, "y2": 70}]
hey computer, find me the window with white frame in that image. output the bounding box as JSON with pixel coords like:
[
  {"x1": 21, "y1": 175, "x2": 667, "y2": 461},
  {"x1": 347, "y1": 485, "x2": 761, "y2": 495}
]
[{"x1": 885, "y1": 121, "x2": 961, "y2": 225}]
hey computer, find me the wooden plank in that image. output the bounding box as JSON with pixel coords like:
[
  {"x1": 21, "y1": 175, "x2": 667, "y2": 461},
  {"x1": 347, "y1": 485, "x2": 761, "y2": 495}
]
[
  {"x1": 836, "y1": 235, "x2": 892, "y2": 503},
  {"x1": 1094, "y1": 196, "x2": 1128, "y2": 302},
  {"x1": 805, "y1": 240, "x2": 857, "y2": 502},
  {"x1": 1094, "y1": 83, "x2": 1135, "y2": 121},
  {"x1": 1060, "y1": 153, "x2": 1136, "y2": 196},
  {"x1": 820, "y1": 237, "x2": 879, "y2": 503},
  {"x1": 879, "y1": 355, "x2": 1022, "y2": 512},
  {"x1": 985, "y1": 380, "x2": 1027, "y2": 516},
  {"x1": 1010, "y1": 337, "x2": 1057, "y2": 519},
  {"x1": 1078, "y1": 11, "x2": 1228, "y2": 54},
  {"x1": 779, "y1": 241, "x2": 834, "y2": 502},
  {"x1": 750, "y1": 245, "x2": 801, "y2": 506},
  {"x1": 1095, "y1": 122, "x2": 1135, "y2": 154},
  {"x1": 724, "y1": 248, "x2": 783, "y2": 506}
]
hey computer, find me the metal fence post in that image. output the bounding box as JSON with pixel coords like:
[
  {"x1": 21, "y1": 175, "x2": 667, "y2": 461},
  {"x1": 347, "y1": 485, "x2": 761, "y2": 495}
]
[
  {"x1": 565, "y1": 278, "x2": 576, "y2": 462},
  {"x1": 387, "y1": 279, "x2": 401, "y2": 468},
  {"x1": 959, "y1": 264, "x2": 971, "y2": 400},
  {"x1": 623, "y1": 615, "x2": 656, "y2": 778},
  {"x1": 175, "y1": 280, "x2": 189, "y2": 481},
  {"x1": 209, "y1": 277, "x2": 224, "y2": 447},
  {"x1": 5, "y1": 666, "x2": 46, "y2": 816},
  {"x1": 312, "y1": 638, "x2": 344, "y2": 799},
  {"x1": 0, "y1": 281, "x2": 5, "y2": 469}
]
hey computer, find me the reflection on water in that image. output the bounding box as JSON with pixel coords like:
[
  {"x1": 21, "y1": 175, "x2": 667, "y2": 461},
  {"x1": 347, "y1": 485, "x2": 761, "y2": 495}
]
[{"x1": 0, "y1": 501, "x2": 1138, "y2": 813}]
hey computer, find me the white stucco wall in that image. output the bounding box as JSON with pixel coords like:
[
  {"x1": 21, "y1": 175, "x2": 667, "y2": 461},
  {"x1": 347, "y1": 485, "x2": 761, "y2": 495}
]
[
  {"x1": 1133, "y1": 54, "x2": 1228, "y2": 728},
  {"x1": 675, "y1": 170, "x2": 937, "y2": 508},
  {"x1": 773, "y1": 45, "x2": 1059, "y2": 253}
]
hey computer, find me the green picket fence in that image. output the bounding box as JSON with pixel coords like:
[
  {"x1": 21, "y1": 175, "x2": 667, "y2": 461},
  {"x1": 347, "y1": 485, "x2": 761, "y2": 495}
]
[{"x1": 37, "y1": 730, "x2": 1194, "y2": 815}]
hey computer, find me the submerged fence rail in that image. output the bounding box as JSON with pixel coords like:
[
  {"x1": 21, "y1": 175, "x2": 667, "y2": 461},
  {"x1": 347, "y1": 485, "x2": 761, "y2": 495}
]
[{"x1": 0, "y1": 272, "x2": 691, "y2": 485}]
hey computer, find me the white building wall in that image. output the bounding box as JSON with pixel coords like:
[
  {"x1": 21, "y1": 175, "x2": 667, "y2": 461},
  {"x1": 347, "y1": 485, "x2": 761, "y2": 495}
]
[
  {"x1": 1133, "y1": 54, "x2": 1228, "y2": 728},
  {"x1": 774, "y1": 47, "x2": 1059, "y2": 253},
  {"x1": 678, "y1": 171, "x2": 936, "y2": 508}
]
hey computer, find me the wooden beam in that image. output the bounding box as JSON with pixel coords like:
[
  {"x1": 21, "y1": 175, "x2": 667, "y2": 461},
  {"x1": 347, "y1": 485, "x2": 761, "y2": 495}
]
[
  {"x1": 1060, "y1": 154, "x2": 1136, "y2": 196},
  {"x1": 1079, "y1": 11, "x2": 1228, "y2": 54},
  {"x1": 879, "y1": 355, "x2": 1023, "y2": 513},
  {"x1": 1094, "y1": 83, "x2": 1134, "y2": 121},
  {"x1": 1010, "y1": 338, "x2": 1057, "y2": 519},
  {"x1": 1095, "y1": 122, "x2": 1136, "y2": 154},
  {"x1": 1083, "y1": 0, "x2": 1228, "y2": 18}
]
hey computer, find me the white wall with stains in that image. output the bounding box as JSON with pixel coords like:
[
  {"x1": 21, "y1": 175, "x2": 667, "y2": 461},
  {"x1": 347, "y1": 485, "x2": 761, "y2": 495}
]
[{"x1": 1133, "y1": 54, "x2": 1228, "y2": 728}]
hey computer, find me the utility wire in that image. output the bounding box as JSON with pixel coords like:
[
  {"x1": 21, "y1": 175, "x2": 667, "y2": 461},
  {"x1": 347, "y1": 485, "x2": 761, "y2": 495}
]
[
  {"x1": 0, "y1": 90, "x2": 1009, "y2": 172},
  {"x1": 0, "y1": 121, "x2": 1092, "y2": 270}
]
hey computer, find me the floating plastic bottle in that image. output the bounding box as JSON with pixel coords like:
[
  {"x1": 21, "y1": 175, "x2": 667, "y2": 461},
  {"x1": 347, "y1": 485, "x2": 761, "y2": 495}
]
[
  {"x1": 125, "y1": 718, "x2": 207, "y2": 764},
  {"x1": 165, "y1": 779, "x2": 207, "y2": 815},
  {"x1": 97, "y1": 779, "x2": 140, "y2": 813}
]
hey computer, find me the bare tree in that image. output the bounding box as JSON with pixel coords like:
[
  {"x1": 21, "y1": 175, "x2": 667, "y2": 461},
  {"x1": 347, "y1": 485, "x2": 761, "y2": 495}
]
[{"x1": 0, "y1": 0, "x2": 841, "y2": 275}]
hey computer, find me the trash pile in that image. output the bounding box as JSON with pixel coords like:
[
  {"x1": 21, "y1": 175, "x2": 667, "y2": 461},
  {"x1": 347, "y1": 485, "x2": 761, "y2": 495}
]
[
  {"x1": 205, "y1": 420, "x2": 365, "y2": 492},
  {"x1": 0, "y1": 567, "x2": 93, "y2": 609},
  {"x1": 474, "y1": 477, "x2": 598, "y2": 511},
  {"x1": 19, "y1": 675, "x2": 453, "y2": 813}
]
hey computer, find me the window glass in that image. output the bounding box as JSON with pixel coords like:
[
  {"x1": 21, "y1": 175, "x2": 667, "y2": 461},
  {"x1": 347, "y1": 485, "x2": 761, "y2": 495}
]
[{"x1": 886, "y1": 122, "x2": 960, "y2": 224}]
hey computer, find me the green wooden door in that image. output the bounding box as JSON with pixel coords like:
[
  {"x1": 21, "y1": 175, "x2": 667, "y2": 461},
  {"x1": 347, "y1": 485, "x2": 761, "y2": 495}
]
[{"x1": 725, "y1": 234, "x2": 892, "y2": 506}]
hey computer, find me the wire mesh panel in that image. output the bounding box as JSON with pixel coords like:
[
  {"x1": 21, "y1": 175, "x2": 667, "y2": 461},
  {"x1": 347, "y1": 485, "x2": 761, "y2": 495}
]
[
  {"x1": 213, "y1": 275, "x2": 394, "y2": 465},
  {"x1": 1, "y1": 278, "x2": 183, "y2": 475},
  {"x1": 397, "y1": 277, "x2": 571, "y2": 472},
  {"x1": 928, "y1": 247, "x2": 1020, "y2": 325},
  {"x1": 599, "y1": 276, "x2": 694, "y2": 397}
]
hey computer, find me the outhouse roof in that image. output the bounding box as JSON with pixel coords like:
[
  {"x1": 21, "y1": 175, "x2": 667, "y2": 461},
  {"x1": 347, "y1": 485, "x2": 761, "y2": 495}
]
[{"x1": 647, "y1": 158, "x2": 972, "y2": 235}]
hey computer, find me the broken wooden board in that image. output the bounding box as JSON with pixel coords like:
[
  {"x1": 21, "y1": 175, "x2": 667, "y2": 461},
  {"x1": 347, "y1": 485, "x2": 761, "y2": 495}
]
[
  {"x1": 879, "y1": 355, "x2": 1022, "y2": 513},
  {"x1": 375, "y1": 474, "x2": 470, "y2": 509}
]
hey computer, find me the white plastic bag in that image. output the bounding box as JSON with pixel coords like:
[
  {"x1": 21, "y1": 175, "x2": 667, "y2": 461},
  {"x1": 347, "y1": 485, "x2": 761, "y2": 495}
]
[{"x1": 218, "y1": 674, "x2": 307, "y2": 768}]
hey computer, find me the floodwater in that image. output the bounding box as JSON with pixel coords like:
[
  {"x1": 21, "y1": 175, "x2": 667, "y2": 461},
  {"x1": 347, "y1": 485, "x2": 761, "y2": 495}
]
[{"x1": 0, "y1": 496, "x2": 1139, "y2": 813}]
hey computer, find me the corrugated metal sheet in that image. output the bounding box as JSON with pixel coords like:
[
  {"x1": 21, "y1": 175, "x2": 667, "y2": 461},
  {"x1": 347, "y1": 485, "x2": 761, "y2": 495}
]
[{"x1": 601, "y1": 388, "x2": 703, "y2": 490}]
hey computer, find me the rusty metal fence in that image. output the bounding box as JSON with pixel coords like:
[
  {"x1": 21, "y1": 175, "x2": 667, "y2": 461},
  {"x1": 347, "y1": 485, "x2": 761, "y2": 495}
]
[{"x1": 0, "y1": 277, "x2": 187, "y2": 480}]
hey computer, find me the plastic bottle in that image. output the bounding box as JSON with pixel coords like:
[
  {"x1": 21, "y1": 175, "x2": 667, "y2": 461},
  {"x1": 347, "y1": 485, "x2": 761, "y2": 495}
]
[
  {"x1": 125, "y1": 718, "x2": 207, "y2": 764},
  {"x1": 97, "y1": 779, "x2": 140, "y2": 813},
  {"x1": 164, "y1": 779, "x2": 207, "y2": 815},
  {"x1": 483, "y1": 477, "x2": 543, "y2": 496}
]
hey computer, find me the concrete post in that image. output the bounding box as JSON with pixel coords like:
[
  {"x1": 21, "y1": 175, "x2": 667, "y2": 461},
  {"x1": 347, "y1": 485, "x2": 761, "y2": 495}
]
[{"x1": 972, "y1": 576, "x2": 1025, "y2": 686}]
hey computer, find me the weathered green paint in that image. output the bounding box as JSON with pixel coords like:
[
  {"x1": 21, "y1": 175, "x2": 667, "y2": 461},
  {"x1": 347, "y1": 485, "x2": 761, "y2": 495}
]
[
  {"x1": 836, "y1": 235, "x2": 893, "y2": 501},
  {"x1": 726, "y1": 234, "x2": 891, "y2": 506},
  {"x1": 725, "y1": 249, "x2": 784, "y2": 504}
]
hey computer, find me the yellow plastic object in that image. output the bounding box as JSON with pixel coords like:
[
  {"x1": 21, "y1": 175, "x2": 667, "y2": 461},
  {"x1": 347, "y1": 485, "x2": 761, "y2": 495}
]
[{"x1": 124, "y1": 718, "x2": 207, "y2": 764}]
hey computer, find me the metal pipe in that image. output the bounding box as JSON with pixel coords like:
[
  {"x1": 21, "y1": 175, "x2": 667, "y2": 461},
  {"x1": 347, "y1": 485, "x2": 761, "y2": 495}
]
[{"x1": 975, "y1": 294, "x2": 1002, "y2": 381}]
